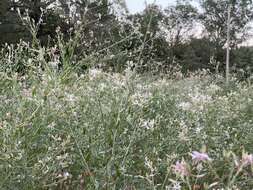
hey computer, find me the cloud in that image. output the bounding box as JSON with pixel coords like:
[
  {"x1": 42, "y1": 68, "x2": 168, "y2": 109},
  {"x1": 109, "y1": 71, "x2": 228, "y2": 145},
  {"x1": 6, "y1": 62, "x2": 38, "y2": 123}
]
[{"x1": 126, "y1": 0, "x2": 175, "y2": 13}]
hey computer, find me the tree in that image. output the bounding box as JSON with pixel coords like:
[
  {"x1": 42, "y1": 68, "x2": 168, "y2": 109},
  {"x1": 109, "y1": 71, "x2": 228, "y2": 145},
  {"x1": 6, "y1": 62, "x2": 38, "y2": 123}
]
[
  {"x1": 0, "y1": 0, "x2": 9, "y2": 18},
  {"x1": 164, "y1": 1, "x2": 198, "y2": 47},
  {"x1": 181, "y1": 37, "x2": 218, "y2": 72},
  {"x1": 233, "y1": 46, "x2": 253, "y2": 78},
  {"x1": 198, "y1": 0, "x2": 253, "y2": 74},
  {"x1": 0, "y1": 0, "x2": 71, "y2": 45},
  {"x1": 57, "y1": 0, "x2": 121, "y2": 53},
  {"x1": 121, "y1": 4, "x2": 169, "y2": 72},
  {"x1": 199, "y1": 0, "x2": 253, "y2": 48},
  {"x1": 0, "y1": 0, "x2": 29, "y2": 44},
  {"x1": 162, "y1": 1, "x2": 198, "y2": 68}
]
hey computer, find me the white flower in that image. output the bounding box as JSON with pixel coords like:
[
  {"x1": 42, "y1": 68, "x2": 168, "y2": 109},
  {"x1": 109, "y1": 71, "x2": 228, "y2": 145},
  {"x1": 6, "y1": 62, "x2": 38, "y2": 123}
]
[
  {"x1": 207, "y1": 84, "x2": 221, "y2": 94},
  {"x1": 21, "y1": 88, "x2": 33, "y2": 99},
  {"x1": 47, "y1": 122, "x2": 56, "y2": 129},
  {"x1": 63, "y1": 172, "x2": 70, "y2": 178},
  {"x1": 178, "y1": 102, "x2": 191, "y2": 111},
  {"x1": 48, "y1": 61, "x2": 59, "y2": 70},
  {"x1": 99, "y1": 83, "x2": 107, "y2": 91},
  {"x1": 130, "y1": 90, "x2": 152, "y2": 107},
  {"x1": 171, "y1": 182, "x2": 182, "y2": 190},
  {"x1": 140, "y1": 119, "x2": 155, "y2": 130},
  {"x1": 189, "y1": 92, "x2": 212, "y2": 105},
  {"x1": 65, "y1": 93, "x2": 78, "y2": 103},
  {"x1": 89, "y1": 68, "x2": 102, "y2": 80}
]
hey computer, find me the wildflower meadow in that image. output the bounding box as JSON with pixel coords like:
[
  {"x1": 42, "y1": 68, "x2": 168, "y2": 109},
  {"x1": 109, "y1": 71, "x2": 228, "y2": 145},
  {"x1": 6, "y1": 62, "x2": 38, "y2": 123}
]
[
  {"x1": 1, "y1": 63, "x2": 253, "y2": 189},
  {"x1": 0, "y1": 0, "x2": 253, "y2": 189}
]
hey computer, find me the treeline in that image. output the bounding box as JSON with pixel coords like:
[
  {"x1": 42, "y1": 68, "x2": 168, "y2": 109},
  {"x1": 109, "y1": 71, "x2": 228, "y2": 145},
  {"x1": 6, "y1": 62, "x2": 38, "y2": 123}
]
[{"x1": 0, "y1": 0, "x2": 253, "y2": 76}]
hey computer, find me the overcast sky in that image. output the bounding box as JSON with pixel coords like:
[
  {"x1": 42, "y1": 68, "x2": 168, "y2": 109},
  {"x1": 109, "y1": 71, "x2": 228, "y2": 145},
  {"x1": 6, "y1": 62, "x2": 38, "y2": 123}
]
[
  {"x1": 125, "y1": 0, "x2": 253, "y2": 45},
  {"x1": 126, "y1": 0, "x2": 175, "y2": 13}
]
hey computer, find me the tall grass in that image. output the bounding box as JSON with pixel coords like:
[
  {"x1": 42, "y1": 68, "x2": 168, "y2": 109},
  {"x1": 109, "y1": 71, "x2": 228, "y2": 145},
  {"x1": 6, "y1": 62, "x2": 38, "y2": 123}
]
[
  {"x1": 0, "y1": 15, "x2": 253, "y2": 189},
  {"x1": 1, "y1": 61, "x2": 253, "y2": 189}
]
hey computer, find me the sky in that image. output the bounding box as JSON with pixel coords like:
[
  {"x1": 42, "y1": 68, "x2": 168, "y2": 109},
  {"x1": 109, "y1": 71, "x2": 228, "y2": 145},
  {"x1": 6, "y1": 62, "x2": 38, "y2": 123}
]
[
  {"x1": 126, "y1": 0, "x2": 175, "y2": 13},
  {"x1": 125, "y1": 0, "x2": 253, "y2": 45}
]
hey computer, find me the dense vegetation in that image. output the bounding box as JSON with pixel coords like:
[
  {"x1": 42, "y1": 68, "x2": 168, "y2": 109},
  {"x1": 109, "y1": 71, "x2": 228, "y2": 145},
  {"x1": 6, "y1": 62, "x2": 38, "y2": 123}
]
[
  {"x1": 1, "y1": 64, "x2": 253, "y2": 189},
  {"x1": 0, "y1": 0, "x2": 253, "y2": 189},
  {"x1": 0, "y1": 0, "x2": 253, "y2": 75}
]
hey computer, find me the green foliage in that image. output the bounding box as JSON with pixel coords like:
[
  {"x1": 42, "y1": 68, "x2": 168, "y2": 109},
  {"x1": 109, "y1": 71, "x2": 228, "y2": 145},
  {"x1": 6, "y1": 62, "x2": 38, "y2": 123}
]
[
  {"x1": 1, "y1": 1, "x2": 253, "y2": 189},
  {"x1": 199, "y1": 0, "x2": 253, "y2": 47},
  {"x1": 0, "y1": 65, "x2": 253, "y2": 189},
  {"x1": 1, "y1": 0, "x2": 253, "y2": 74},
  {"x1": 233, "y1": 46, "x2": 253, "y2": 78}
]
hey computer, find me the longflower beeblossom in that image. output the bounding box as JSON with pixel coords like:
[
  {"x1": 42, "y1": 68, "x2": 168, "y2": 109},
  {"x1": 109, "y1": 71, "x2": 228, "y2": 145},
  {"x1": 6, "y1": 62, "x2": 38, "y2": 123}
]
[
  {"x1": 241, "y1": 153, "x2": 253, "y2": 166},
  {"x1": 172, "y1": 160, "x2": 189, "y2": 176},
  {"x1": 191, "y1": 151, "x2": 211, "y2": 163}
]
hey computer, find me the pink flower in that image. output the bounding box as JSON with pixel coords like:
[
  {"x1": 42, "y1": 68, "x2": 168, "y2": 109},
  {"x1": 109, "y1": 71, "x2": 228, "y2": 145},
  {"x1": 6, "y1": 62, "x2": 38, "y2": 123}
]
[
  {"x1": 241, "y1": 154, "x2": 253, "y2": 166},
  {"x1": 191, "y1": 151, "x2": 211, "y2": 163},
  {"x1": 172, "y1": 160, "x2": 189, "y2": 176}
]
